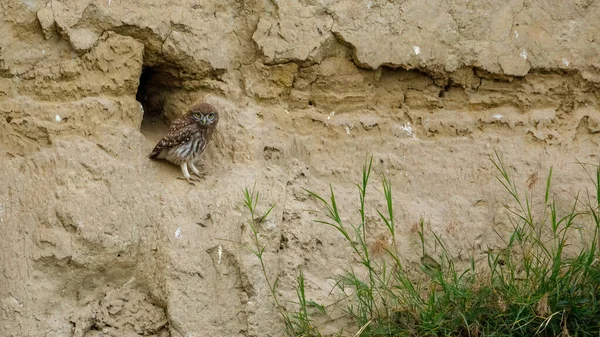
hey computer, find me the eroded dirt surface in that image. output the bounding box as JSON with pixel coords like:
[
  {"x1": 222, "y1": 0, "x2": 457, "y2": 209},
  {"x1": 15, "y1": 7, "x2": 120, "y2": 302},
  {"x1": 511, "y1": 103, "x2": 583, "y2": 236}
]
[{"x1": 1, "y1": 1, "x2": 599, "y2": 336}]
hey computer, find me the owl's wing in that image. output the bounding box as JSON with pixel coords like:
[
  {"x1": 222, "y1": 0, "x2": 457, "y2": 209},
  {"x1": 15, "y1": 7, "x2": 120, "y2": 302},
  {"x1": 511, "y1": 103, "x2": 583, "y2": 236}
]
[{"x1": 149, "y1": 120, "x2": 196, "y2": 159}]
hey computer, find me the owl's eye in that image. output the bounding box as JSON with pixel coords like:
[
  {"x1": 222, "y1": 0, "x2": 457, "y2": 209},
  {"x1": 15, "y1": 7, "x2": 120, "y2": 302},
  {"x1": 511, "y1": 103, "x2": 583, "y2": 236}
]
[
  {"x1": 194, "y1": 113, "x2": 201, "y2": 118},
  {"x1": 208, "y1": 113, "x2": 215, "y2": 119}
]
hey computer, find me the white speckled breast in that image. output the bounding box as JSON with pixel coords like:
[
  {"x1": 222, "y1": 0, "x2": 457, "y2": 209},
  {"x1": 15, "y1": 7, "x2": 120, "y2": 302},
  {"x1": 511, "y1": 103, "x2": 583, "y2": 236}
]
[{"x1": 157, "y1": 132, "x2": 208, "y2": 165}]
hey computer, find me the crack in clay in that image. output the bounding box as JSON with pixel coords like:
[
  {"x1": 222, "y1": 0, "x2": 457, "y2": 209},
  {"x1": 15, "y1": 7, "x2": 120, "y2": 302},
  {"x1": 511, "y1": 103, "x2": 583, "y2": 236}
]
[
  {"x1": 506, "y1": 1, "x2": 526, "y2": 43},
  {"x1": 330, "y1": 31, "x2": 371, "y2": 69},
  {"x1": 160, "y1": 28, "x2": 175, "y2": 56}
]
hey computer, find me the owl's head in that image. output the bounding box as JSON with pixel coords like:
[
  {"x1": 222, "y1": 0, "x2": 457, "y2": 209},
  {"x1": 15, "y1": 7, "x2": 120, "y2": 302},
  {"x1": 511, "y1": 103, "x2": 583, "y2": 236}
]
[{"x1": 188, "y1": 102, "x2": 219, "y2": 128}]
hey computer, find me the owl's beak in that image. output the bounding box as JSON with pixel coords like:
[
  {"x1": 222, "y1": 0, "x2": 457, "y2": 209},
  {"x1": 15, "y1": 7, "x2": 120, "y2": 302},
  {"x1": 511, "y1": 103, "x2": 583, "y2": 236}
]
[{"x1": 200, "y1": 116, "x2": 208, "y2": 125}]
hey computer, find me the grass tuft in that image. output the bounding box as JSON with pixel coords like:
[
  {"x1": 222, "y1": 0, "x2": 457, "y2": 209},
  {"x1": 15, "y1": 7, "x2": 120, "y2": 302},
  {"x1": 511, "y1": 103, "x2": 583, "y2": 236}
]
[
  {"x1": 241, "y1": 184, "x2": 322, "y2": 336},
  {"x1": 303, "y1": 154, "x2": 600, "y2": 336},
  {"x1": 241, "y1": 153, "x2": 600, "y2": 336}
]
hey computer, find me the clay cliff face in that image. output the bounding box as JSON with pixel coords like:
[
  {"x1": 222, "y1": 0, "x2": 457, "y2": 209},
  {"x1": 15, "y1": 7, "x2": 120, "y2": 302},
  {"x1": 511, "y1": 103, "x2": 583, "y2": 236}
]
[{"x1": 1, "y1": 0, "x2": 599, "y2": 336}]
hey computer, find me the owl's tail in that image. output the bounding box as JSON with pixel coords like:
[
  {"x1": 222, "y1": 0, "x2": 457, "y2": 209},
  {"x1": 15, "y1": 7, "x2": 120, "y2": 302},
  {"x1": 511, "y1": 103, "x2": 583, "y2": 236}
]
[{"x1": 148, "y1": 149, "x2": 161, "y2": 160}]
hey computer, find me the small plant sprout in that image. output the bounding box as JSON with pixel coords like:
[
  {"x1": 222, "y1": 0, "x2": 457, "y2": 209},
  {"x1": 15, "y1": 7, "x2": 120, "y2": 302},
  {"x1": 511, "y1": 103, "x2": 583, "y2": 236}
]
[{"x1": 241, "y1": 184, "x2": 322, "y2": 336}]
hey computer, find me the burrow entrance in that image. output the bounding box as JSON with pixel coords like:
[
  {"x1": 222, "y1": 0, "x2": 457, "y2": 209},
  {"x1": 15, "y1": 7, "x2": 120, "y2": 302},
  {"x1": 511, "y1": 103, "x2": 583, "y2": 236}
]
[{"x1": 136, "y1": 65, "x2": 182, "y2": 137}]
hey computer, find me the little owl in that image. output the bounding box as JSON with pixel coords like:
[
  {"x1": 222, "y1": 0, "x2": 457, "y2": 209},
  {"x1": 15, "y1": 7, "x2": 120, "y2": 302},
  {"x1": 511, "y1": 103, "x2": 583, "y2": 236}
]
[{"x1": 149, "y1": 102, "x2": 219, "y2": 185}]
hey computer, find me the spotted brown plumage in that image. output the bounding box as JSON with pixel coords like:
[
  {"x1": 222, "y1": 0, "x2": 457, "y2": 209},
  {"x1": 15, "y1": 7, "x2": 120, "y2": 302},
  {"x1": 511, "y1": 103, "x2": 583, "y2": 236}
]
[{"x1": 149, "y1": 102, "x2": 219, "y2": 185}]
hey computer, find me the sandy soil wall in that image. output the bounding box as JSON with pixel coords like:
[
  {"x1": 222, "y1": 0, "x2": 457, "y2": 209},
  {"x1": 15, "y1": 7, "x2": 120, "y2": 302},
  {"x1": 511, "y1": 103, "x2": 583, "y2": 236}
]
[{"x1": 1, "y1": 0, "x2": 599, "y2": 336}]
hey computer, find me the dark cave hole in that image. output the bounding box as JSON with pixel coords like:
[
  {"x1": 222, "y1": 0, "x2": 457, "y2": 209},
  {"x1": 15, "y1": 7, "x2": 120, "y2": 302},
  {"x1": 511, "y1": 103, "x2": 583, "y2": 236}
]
[
  {"x1": 136, "y1": 65, "x2": 181, "y2": 136},
  {"x1": 439, "y1": 81, "x2": 452, "y2": 98},
  {"x1": 136, "y1": 67, "x2": 164, "y2": 121}
]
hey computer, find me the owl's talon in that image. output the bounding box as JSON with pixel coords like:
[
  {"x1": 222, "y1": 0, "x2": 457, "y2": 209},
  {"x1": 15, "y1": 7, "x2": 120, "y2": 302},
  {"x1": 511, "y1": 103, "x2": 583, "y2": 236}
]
[
  {"x1": 191, "y1": 172, "x2": 206, "y2": 180},
  {"x1": 177, "y1": 176, "x2": 196, "y2": 186},
  {"x1": 189, "y1": 162, "x2": 205, "y2": 180}
]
